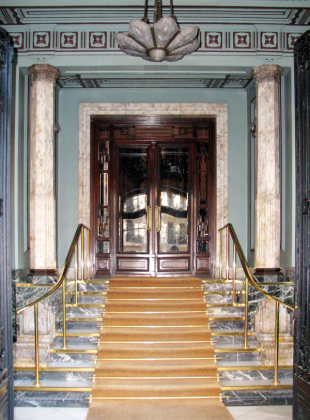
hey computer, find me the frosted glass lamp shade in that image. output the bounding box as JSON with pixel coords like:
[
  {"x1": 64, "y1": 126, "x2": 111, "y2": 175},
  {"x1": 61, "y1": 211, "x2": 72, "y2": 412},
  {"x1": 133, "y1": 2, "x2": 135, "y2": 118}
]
[{"x1": 115, "y1": 16, "x2": 200, "y2": 62}]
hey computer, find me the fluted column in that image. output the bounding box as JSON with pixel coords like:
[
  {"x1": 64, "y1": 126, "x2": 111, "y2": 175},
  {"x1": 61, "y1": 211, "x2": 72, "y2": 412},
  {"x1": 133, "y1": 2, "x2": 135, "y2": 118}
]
[
  {"x1": 28, "y1": 64, "x2": 60, "y2": 275},
  {"x1": 252, "y1": 64, "x2": 283, "y2": 276}
]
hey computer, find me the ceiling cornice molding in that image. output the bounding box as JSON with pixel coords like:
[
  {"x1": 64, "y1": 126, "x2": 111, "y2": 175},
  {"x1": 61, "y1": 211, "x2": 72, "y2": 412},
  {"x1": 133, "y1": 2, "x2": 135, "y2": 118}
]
[
  {"x1": 1, "y1": 6, "x2": 310, "y2": 26},
  {"x1": 57, "y1": 75, "x2": 254, "y2": 89}
]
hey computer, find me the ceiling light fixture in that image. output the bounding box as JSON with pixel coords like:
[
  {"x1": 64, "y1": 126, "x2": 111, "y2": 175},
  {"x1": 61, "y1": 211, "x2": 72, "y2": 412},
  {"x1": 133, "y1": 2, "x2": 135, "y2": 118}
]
[{"x1": 114, "y1": 0, "x2": 200, "y2": 62}]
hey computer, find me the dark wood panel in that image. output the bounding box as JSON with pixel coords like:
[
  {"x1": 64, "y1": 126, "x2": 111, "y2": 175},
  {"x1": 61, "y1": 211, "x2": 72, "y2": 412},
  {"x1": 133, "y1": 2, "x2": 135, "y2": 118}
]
[
  {"x1": 117, "y1": 258, "x2": 149, "y2": 271},
  {"x1": 196, "y1": 257, "x2": 210, "y2": 271},
  {"x1": 97, "y1": 259, "x2": 110, "y2": 271},
  {"x1": 294, "y1": 29, "x2": 310, "y2": 419},
  {"x1": 294, "y1": 376, "x2": 310, "y2": 419},
  {"x1": 158, "y1": 258, "x2": 189, "y2": 271}
]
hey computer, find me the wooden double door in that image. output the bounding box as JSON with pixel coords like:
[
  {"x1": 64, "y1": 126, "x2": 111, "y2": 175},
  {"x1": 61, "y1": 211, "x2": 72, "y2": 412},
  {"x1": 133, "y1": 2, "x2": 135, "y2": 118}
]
[{"x1": 91, "y1": 117, "x2": 215, "y2": 277}]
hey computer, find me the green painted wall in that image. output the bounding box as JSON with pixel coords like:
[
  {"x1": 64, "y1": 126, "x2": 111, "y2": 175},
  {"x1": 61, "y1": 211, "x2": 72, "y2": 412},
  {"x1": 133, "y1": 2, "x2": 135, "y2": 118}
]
[
  {"x1": 11, "y1": 70, "x2": 30, "y2": 270},
  {"x1": 280, "y1": 69, "x2": 294, "y2": 268},
  {"x1": 57, "y1": 88, "x2": 248, "y2": 267}
]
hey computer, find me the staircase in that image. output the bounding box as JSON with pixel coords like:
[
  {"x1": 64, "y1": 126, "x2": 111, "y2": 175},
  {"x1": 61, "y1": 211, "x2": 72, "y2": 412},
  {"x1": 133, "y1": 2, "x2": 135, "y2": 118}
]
[{"x1": 14, "y1": 275, "x2": 293, "y2": 408}]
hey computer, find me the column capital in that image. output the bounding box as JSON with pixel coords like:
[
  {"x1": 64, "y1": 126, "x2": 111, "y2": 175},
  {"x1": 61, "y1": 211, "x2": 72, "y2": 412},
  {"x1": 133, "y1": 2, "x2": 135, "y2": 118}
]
[
  {"x1": 28, "y1": 64, "x2": 60, "y2": 83},
  {"x1": 252, "y1": 64, "x2": 283, "y2": 85}
]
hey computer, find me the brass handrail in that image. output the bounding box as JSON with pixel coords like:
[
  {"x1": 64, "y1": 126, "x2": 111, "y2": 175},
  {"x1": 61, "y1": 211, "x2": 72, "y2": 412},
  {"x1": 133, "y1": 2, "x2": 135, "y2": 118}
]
[
  {"x1": 219, "y1": 223, "x2": 294, "y2": 311},
  {"x1": 218, "y1": 223, "x2": 294, "y2": 385},
  {"x1": 16, "y1": 223, "x2": 91, "y2": 387}
]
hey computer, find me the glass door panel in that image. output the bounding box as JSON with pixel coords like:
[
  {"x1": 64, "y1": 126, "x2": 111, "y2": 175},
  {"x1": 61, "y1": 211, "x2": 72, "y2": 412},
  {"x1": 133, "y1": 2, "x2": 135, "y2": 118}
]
[
  {"x1": 118, "y1": 146, "x2": 149, "y2": 253},
  {"x1": 158, "y1": 146, "x2": 189, "y2": 253}
]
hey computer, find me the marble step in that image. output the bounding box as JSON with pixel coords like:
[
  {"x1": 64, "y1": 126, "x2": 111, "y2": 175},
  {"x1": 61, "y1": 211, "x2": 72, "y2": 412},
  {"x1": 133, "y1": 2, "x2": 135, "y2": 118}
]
[
  {"x1": 66, "y1": 307, "x2": 104, "y2": 316},
  {"x1": 14, "y1": 361, "x2": 95, "y2": 372},
  {"x1": 220, "y1": 378, "x2": 293, "y2": 390},
  {"x1": 208, "y1": 315, "x2": 245, "y2": 329},
  {"x1": 207, "y1": 306, "x2": 245, "y2": 316},
  {"x1": 217, "y1": 360, "x2": 293, "y2": 370},
  {"x1": 211, "y1": 329, "x2": 253, "y2": 345},
  {"x1": 206, "y1": 302, "x2": 245, "y2": 308},
  {"x1": 220, "y1": 368, "x2": 293, "y2": 381},
  {"x1": 14, "y1": 378, "x2": 92, "y2": 392},
  {"x1": 66, "y1": 282, "x2": 108, "y2": 293},
  {"x1": 14, "y1": 370, "x2": 91, "y2": 382},
  {"x1": 214, "y1": 343, "x2": 259, "y2": 353},
  {"x1": 66, "y1": 303, "x2": 105, "y2": 308},
  {"x1": 51, "y1": 343, "x2": 97, "y2": 355},
  {"x1": 69, "y1": 296, "x2": 106, "y2": 305},
  {"x1": 56, "y1": 328, "x2": 99, "y2": 337}
]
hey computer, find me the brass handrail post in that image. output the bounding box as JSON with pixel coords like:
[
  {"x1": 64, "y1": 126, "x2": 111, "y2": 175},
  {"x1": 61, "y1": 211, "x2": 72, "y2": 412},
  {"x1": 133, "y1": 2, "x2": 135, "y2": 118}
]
[
  {"x1": 273, "y1": 301, "x2": 280, "y2": 385},
  {"x1": 62, "y1": 279, "x2": 67, "y2": 349},
  {"x1": 219, "y1": 229, "x2": 223, "y2": 280},
  {"x1": 226, "y1": 226, "x2": 230, "y2": 280},
  {"x1": 33, "y1": 303, "x2": 41, "y2": 387},
  {"x1": 81, "y1": 227, "x2": 84, "y2": 281},
  {"x1": 243, "y1": 277, "x2": 249, "y2": 348},
  {"x1": 87, "y1": 228, "x2": 90, "y2": 281},
  {"x1": 74, "y1": 244, "x2": 78, "y2": 305},
  {"x1": 233, "y1": 243, "x2": 236, "y2": 305}
]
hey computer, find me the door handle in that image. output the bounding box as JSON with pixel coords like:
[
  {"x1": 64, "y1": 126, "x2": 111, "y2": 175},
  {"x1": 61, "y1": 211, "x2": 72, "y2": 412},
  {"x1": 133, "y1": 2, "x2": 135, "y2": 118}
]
[
  {"x1": 155, "y1": 206, "x2": 161, "y2": 232},
  {"x1": 147, "y1": 206, "x2": 152, "y2": 231}
]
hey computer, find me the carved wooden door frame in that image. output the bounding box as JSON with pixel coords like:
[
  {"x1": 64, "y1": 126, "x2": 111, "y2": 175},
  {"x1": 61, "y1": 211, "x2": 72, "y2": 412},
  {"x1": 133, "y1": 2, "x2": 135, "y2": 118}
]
[{"x1": 90, "y1": 116, "x2": 215, "y2": 278}]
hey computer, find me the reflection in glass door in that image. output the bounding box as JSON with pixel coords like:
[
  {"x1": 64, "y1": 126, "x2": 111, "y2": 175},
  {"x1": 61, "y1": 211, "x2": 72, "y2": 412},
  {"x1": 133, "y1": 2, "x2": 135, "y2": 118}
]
[
  {"x1": 158, "y1": 146, "x2": 189, "y2": 254},
  {"x1": 118, "y1": 146, "x2": 149, "y2": 254}
]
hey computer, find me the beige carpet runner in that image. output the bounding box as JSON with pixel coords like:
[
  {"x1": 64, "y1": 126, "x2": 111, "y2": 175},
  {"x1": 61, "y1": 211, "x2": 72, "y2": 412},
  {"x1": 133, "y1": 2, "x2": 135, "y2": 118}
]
[{"x1": 86, "y1": 276, "x2": 233, "y2": 420}]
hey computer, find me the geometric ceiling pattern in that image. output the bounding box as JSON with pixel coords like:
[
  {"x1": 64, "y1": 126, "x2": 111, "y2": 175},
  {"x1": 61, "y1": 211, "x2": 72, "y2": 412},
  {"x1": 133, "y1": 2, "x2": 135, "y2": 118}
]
[{"x1": 1, "y1": 6, "x2": 308, "y2": 56}]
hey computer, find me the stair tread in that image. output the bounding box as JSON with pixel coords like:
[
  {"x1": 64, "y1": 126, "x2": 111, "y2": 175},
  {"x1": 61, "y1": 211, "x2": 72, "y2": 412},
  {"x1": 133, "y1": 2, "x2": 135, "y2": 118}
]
[
  {"x1": 14, "y1": 379, "x2": 92, "y2": 387},
  {"x1": 214, "y1": 343, "x2": 258, "y2": 349},
  {"x1": 92, "y1": 378, "x2": 221, "y2": 397},
  {"x1": 52, "y1": 343, "x2": 97, "y2": 350},
  {"x1": 217, "y1": 360, "x2": 293, "y2": 369},
  {"x1": 220, "y1": 378, "x2": 293, "y2": 386}
]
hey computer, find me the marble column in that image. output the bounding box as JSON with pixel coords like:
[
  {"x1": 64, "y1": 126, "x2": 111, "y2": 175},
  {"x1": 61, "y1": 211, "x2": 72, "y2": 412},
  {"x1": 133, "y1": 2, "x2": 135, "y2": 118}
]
[
  {"x1": 252, "y1": 64, "x2": 283, "y2": 278},
  {"x1": 28, "y1": 64, "x2": 60, "y2": 276}
]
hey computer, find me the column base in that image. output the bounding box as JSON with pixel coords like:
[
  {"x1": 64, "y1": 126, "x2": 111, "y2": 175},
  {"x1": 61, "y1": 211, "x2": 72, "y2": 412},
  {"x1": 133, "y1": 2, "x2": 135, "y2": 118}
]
[{"x1": 254, "y1": 268, "x2": 283, "y2": 282}]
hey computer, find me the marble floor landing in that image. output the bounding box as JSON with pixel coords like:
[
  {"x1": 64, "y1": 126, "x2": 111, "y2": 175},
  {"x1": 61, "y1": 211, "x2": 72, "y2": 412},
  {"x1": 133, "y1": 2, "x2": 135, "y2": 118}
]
[{"x1": 14, "y1": 405, "x2": 293, "y2": 420}]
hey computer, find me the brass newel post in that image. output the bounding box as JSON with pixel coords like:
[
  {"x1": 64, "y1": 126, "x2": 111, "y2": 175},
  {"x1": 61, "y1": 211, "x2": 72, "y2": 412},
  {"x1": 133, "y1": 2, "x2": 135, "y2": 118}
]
[
  {"x1": 219, "y1": 230, "x2": 223, "y2": 280},
  {"x1": 226, "y1": 226, "x2": 230, "y2": 280},
  {"x1": 62, "y1": 280, "x2": 67, "y2": 349},
  {"x1": 87, "y1": 229, "x2": 91, "y2": 281},
  {"x1": 74, "y1": 244, "x2": 78, "y2": 305},
  {"x1": 33, "y1": 303, "x2": 41, "y2": 386},
  {"x1": 273, "y1": 301, "x2": 280, "y2": 385},
  {"x1": 233, "y1": 243, "x2": 236, "y2": 305},
  {"x1": 81, "y1": 228, "x2": 84, "y2": 281},
  {"x1": 243, "y1": 277, "x2": 249, "y2": 348}
]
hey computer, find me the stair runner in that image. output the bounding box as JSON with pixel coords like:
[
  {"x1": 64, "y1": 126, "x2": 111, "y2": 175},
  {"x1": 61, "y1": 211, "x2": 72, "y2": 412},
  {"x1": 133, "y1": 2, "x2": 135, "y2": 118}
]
[{"x1": 86, "y1": 277, "x2": 233, "y2": 420}]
